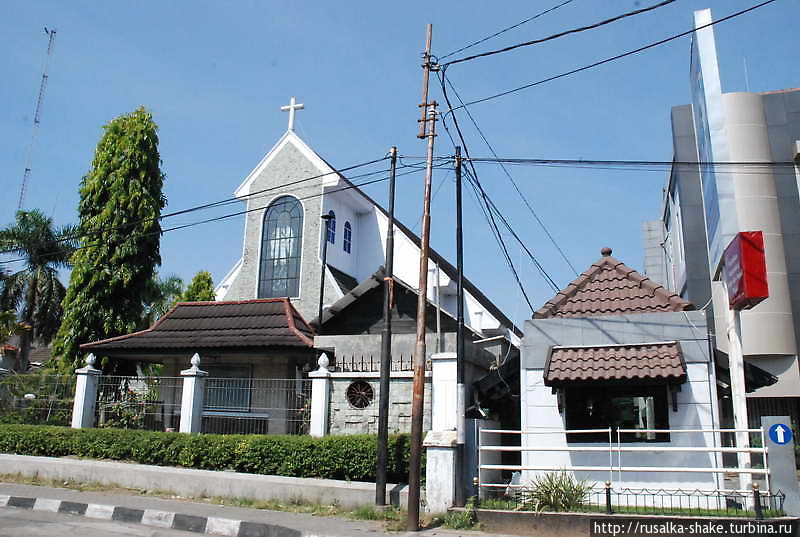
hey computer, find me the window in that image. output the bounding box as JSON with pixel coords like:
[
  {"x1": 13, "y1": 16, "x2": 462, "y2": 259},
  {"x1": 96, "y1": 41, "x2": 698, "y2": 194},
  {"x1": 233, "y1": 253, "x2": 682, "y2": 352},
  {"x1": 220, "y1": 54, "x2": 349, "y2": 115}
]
[
  {"x1": 564, "y1": 385, "x2": 669, "y2": 443},
  {"x1": 204, "y1": 365, "x2": 252, "y2": 412},
  {"x1": 326, "y1": 210, "x2": 336, "y2": 244},
  {"x1": 259, "y1": 196, "x2": 303, "y2": 298},
  {"x1": 343, "y1": 221, "x2": 352, "y2": 254}
]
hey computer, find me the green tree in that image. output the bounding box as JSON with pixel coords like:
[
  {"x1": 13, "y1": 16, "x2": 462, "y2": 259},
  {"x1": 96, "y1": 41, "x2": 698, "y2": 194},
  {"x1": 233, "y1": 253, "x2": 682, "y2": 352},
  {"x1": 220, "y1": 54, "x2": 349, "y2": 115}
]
[
  {"x1": 54, "y1": 107, "x2": 166, "y2": 372},
  {"x1": 180, "y1": 270, "x2": 215, "y2": 302},
  {"x1": 142, "y1": 273, "x2": 184, "y2": 325},
  {"x1": 0, "y1": 210, "x2": 77, "y2": 371}
]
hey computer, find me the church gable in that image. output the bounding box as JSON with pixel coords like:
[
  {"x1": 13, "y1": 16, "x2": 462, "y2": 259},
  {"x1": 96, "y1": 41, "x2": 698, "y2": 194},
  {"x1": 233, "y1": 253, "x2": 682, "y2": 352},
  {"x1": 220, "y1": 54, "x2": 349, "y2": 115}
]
[{"x1": 216, "y1": 131, "x2": 342, "y2": 322}]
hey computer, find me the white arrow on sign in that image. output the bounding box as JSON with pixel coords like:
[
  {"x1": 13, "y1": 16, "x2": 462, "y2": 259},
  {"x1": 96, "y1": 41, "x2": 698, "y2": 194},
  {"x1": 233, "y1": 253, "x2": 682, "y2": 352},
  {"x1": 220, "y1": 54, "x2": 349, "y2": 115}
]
[{"x1": 776, "y1": 425, "x2": 787, "y2": 444}]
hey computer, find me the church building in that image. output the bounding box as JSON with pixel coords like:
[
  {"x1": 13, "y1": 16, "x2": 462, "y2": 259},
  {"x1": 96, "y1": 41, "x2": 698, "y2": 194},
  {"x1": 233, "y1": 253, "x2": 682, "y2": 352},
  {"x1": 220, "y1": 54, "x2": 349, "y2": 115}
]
[{"x1": 83, "y1": 98, "x2": 520, "y2": 436}]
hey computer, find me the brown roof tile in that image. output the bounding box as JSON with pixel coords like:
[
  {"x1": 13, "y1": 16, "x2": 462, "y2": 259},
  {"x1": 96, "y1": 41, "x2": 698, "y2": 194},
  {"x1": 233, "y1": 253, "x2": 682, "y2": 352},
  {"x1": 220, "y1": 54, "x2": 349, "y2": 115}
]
[
  {"x1": 80, "y1": 298, "x2": 314, "y2": 353},
  {"x1": 544, "y1": 341, "x2": 686, "y2": 385},
  {"x1": 534, "y1": 248, "x2": 692, "y2": 319}
]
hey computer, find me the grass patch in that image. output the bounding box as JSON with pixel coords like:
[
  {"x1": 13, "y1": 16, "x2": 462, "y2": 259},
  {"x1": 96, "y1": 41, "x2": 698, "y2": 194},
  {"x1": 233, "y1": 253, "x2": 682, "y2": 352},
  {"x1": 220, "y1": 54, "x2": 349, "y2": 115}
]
[{"x1": 0, "y1": 472, "x2": 408, "y2": 530}]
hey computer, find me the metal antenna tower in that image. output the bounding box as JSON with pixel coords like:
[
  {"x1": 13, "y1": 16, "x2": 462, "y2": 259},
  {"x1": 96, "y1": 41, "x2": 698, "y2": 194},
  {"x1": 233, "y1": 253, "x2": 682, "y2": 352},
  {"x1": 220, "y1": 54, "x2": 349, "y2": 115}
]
[{"x1": 17, "y1": 27, "x2": 57, "y2": 211}]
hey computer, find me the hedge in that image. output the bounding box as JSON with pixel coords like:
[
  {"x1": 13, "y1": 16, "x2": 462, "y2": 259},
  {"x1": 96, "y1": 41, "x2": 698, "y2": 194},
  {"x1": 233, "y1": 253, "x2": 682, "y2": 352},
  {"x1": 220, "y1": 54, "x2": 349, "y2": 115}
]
[{"x1": 0, "y1": 425, "x2": 412, "y2": 483}]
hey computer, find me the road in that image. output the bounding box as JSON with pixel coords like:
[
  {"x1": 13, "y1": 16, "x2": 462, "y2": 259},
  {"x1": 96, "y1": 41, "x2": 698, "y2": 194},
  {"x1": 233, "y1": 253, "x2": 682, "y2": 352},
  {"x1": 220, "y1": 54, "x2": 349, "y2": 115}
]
[{"x1": 0, "y1": 508, "x2": 197, "y2": 537}]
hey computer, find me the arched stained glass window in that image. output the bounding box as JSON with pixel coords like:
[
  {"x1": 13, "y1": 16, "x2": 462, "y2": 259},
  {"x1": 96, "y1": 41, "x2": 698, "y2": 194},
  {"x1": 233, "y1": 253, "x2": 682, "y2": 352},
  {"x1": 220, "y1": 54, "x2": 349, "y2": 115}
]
[
  {"x1": 259, "y1": 196, "x2": 303, "y2": 298},
  {"x1": 343, "y1": 221, "x2": 352, "y2": 254},
  {"x1": 326, "y1": 210, "x2": 336, "y2": 244}
]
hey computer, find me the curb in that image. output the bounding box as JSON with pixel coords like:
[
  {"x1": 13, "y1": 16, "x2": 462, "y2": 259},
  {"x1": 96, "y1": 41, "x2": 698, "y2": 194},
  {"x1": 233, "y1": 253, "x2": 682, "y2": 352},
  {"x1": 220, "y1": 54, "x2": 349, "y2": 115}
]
[{"x1": 0, "y1": 494, "x2": 308, "y2": 537}]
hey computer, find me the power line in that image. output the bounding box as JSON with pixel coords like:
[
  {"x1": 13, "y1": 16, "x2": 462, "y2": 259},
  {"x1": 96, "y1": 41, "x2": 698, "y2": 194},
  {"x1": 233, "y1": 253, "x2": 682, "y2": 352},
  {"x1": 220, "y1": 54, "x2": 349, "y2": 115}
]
[
  {"x1": 439, "y1": 71, "x2": 578, "y2": 275},
  {"x1": 0, "y1": 166, "x2": 426, "y2": 267},
  {"x1": 446, "y1": 0, "x2": 779, "y2": 111},
  {"x1": 438, "y1": 0, "x2": 577, "y2": 61},
  {"x1": 442, "y1": 0, "x2": 676, "y2": 67},
  {"x1": 0, "y1": 156, "x2": 390, "y2": 257},
  {"x1": 435, "y1": 96, "x2": 538, "y2": 311},
  {"x1": 467, "y1": 157, "x2": 798, "y2": 167},
  {"x1": 437, "y1": 81, "x2": 560, "y2": 304}
]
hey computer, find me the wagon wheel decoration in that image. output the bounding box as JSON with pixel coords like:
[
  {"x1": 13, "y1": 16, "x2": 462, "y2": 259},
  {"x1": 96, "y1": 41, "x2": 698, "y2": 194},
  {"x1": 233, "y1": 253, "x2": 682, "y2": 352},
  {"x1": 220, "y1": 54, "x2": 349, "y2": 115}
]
[{"x1": 346, "y1": 380, "x2": 374, "y2": 409}]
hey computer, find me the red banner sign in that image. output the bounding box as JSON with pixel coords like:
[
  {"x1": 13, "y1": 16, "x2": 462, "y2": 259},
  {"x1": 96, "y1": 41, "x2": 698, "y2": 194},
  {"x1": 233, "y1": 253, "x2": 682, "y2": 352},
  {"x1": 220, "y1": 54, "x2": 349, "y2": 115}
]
[{"x1": 723, "y1": 231, "x2": 769, "y2": 310}]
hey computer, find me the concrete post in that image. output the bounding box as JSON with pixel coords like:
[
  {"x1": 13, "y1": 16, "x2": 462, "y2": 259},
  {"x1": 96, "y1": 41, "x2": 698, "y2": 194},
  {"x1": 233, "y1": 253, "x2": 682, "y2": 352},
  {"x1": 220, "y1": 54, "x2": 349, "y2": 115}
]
[
  {"x1": 309, "y1": 353, "x2": 331, "y2": 438},
  {"x1": 179, "y1": 353, "x2": 207, "y2": 434},
  {"x1": 71, "y1": 354, "x2": 101, "y2": 429},
  {"x1": 762, "y1": 415, "x2": 800, "y2": 515},
  {"x1": 431, "y1": 352, "x2": 457, "y2": 431},
  {"x1": 424, "y1": 430, "x2": 457, "y2": 513}
]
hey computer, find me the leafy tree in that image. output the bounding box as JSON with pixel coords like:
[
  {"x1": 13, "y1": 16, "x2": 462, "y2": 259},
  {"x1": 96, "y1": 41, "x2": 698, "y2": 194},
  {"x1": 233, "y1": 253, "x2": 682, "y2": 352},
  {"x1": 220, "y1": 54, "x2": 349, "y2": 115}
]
[
  {"x1": 0, "y1": 210, "x2": 77, "y2": 371},
  {"x1": 180, "y1": 270, "x2": 215, "y2": 302},
  {"x1": 54, "y1": 107, "x2": 166, "y2": 372},
  {"x1": 142, "y1": 273, "x2": 183, "y2": 325}
]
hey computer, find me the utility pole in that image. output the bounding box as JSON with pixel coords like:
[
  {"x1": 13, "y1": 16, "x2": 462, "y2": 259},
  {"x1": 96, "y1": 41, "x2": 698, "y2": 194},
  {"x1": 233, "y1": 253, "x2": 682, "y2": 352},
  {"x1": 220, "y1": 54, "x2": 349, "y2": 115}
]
[
  {"x1": 454, "y1": 146, "x2": 466, "y2": 507},
  {"x1": 375, "y1": 146, "x2": 398, "y2": 506},
  {"x1": 408, "y1": 23, "x2": 436, "y2": 531}
]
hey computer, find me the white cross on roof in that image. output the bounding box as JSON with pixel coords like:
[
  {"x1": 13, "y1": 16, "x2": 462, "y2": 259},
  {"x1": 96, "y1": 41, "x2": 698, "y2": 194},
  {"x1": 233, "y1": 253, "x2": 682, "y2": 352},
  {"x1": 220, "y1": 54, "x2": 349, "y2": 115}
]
[{"x1": 280, "y1": 96, "x2": 305, "y2": 131}]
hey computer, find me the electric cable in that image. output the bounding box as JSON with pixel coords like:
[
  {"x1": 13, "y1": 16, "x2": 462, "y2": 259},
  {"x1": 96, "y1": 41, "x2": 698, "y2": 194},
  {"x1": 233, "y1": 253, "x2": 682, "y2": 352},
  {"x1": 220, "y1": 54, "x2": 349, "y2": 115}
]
[
  {"x1": 443, "y1": 0, "x2": 676, "y2": 67},
  {"x1": 440, "y1": 71, "x2": 578, "y2": 275},
  {"x1": 438, "y1": 0, "x2": 577, "y2": 60},
  {"x1": 445, "y1": 0, "x2": 779, "y2": 111}
]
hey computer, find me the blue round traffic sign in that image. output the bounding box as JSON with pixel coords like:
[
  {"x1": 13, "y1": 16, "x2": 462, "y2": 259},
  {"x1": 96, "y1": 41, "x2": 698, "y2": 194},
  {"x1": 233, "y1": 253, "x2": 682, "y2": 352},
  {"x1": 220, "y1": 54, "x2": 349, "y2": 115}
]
[{"x1": 768, "y1": 423, "x2": 793, "y2": 445}]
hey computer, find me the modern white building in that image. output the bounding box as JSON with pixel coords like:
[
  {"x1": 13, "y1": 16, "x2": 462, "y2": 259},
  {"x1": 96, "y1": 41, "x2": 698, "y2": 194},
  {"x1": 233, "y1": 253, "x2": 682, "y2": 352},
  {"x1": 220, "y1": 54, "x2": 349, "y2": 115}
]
[{"x1": 645, "y1": 9, "x2": 800, "y2": 427}]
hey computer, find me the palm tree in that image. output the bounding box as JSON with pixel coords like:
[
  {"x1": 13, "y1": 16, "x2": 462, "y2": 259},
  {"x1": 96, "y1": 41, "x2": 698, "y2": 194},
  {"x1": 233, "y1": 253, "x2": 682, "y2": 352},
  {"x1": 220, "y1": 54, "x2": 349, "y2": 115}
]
[
  {"x1": 142, "y1": 273, "x2": 184, "y2": 326},
  {"x1": 0, "y1": 210, "x2": 77, "y2": 371}
]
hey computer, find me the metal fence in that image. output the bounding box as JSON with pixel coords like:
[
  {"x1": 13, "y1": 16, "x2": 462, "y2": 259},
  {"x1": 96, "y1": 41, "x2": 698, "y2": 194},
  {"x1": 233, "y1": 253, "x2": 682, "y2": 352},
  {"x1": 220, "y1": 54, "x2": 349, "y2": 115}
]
[
  {"x1": 96, "y1": 376, "x2": 183, "y2": 432},
  {"x1": 477, "y1": 426, "x2": 781, "y2": 518},
  {"x1": 202, "y1": 377, "x2": 311, "y2": 435},
  {"x1": 0, "y1": 373, "x2": 76, "y2": 426},
  {"x1": 335, "y1": 353, "x2": 415, "y2": 372},
  {"x1": 486, "y1": 483, "x2": 784, "y2": 518}
]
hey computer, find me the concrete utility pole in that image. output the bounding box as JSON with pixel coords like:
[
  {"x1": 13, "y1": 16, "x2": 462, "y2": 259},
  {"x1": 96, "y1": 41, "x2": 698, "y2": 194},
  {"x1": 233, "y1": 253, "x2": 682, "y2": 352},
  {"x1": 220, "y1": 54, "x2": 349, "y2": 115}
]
[
  {"x1": 407, "y1": 23, "x2": 437, "y2": 531},
  {"x1": 454, "y1": 146, "x2": 466, "y2": 507},
  {"x1": 375, "y1": 146, "x2": 398, "y2": 506}
]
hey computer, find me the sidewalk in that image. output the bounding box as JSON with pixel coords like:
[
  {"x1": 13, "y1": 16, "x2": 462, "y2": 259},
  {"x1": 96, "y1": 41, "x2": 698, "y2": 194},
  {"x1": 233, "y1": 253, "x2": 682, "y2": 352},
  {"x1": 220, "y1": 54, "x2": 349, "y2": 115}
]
[{"x1": 0, "y1": 482, "x2": 519, "y2": 537}]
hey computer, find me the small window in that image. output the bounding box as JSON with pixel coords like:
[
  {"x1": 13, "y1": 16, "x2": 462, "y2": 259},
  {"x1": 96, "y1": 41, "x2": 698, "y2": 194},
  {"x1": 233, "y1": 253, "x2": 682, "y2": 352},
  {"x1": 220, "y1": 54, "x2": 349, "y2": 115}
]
[
  {"x1": 346, "y1": 380, "x2": 374, "y2": 409},
  {"x1": 564, "y1": 385, "x2": 669, "y2": 443},
  {"x1": 343, "y1": 222, "x2": 352, "y2": 254},
  {"x1": 326, "y1": 210, "x2": 336, "y2": 244},
  {"x1": 204, "y1": 365, "x2": 252, "y2": 412}
]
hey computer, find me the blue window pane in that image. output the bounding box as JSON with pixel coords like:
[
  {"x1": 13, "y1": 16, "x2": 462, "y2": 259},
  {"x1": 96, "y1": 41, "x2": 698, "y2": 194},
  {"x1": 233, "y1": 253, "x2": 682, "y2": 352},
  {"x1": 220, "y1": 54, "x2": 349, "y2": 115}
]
[
  {"x1": 326, "y1": 210, "x2": 336, "y2": 244},
  {"x1": 343, "y1": 221, "x2": 352, "y2": 254},
  {"x1": 259, "y1": 196, "x2": 303, "y2": 298}
]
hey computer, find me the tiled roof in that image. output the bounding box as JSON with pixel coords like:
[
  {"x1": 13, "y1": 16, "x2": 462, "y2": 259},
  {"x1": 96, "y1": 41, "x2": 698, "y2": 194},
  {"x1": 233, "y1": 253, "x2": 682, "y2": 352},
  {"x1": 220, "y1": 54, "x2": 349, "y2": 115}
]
[
  {"x1": 544, "y1": 341, "x2": 686, "y2": 385},
  {"x1": 81, "y1": 298, "x2": 314, "y2": 353},
  {"x1": 534, "y1": 248, "x2": 692, "y2": 319}
]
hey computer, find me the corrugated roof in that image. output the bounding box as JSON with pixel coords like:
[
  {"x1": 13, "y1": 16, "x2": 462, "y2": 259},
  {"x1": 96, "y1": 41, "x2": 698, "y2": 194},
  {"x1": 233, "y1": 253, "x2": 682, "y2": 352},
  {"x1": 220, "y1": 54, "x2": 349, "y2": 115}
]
[
  {"x1": 534, "y1": 248, "x2": 692, "y2": 319},
  {"x1": 544, "y1": 341, "x2": 686, "y2": 385},
  {"x1": 80, "y1": 298, "x2": 314, "y2": 353}
]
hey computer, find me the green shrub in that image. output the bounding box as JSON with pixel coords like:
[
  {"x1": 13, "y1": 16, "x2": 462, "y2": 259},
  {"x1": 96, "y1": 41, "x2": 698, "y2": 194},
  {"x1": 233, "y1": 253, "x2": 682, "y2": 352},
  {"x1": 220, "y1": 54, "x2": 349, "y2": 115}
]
[
  {"x1": 518, "y1": 472, "x2": 593, "y2": 512},
  {"x1": 0, "y1": 425, "x2": 411, "y2": 482}
]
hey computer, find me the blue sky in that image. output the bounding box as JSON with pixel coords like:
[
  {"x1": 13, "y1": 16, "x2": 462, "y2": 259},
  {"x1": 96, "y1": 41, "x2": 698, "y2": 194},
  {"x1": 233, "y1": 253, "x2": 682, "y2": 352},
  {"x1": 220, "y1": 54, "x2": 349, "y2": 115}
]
[{"x1": 1, "y1": 0, "x2": 797, "y2": 327}]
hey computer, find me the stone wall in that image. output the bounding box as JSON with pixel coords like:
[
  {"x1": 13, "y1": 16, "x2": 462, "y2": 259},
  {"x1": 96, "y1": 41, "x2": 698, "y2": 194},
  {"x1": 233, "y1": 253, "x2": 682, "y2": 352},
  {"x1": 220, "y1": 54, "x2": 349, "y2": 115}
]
[{"x1": 328, "y1": 374, "x2": 431, "y2": 435}]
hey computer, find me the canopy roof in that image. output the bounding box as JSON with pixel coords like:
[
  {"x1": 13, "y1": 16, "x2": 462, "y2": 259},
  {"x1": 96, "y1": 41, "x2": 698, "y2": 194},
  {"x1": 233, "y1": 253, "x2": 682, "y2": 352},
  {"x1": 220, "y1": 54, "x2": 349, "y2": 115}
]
[
  {"x1": 80, "y1": 298, "x2": 314, "y2": 354},
  {"x1": 543, "y1": 341, "x2": 687, "y2": 386}
]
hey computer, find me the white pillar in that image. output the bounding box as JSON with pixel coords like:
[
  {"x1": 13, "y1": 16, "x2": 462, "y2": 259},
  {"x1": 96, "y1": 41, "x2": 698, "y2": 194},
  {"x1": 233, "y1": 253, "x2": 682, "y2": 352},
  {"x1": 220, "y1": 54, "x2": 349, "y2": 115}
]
[
  {"x1": 723, "y1": 284, "x2": 752, "y2": 492},
  {"x1": 179, "y1": 353, "x2": 207, "y2": 434},
  {"x1": 309, "y1": 353, "x2": 331, "y2": 438},
  {"x1": 71, "y1": 354, "x2": 101, "y2": 429},
  {"x1": 424, "y1": 430, "x2": 457, "y2": 513},
  {"x1": 431, "y1": 352, "x2": 457, "y2": 431}
]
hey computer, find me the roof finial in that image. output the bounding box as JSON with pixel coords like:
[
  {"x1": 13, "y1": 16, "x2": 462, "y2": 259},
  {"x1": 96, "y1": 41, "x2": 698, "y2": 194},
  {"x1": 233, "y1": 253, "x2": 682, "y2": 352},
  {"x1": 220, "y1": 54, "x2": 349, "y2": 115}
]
[{"x1": 601, "y1": 247, "x2": 612, "y2": 257}]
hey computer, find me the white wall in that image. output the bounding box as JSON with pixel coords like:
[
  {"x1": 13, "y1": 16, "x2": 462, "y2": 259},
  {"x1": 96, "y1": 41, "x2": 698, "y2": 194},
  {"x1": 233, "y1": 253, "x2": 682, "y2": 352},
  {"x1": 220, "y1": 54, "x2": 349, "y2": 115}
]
[{"x1": 519, "y1": 364, "x2": 721, "y2": 491}]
